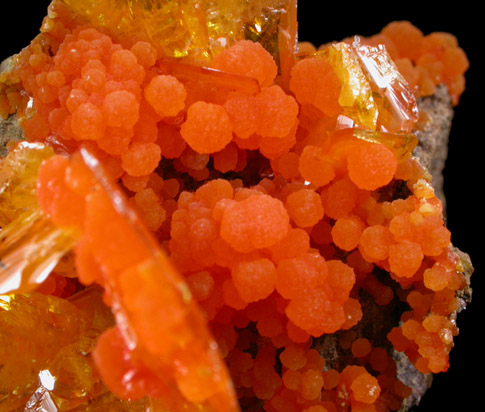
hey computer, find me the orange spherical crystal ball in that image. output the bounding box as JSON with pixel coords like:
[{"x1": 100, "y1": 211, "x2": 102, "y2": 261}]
[{"x1": 180, "y1": 102, "x2": 234, "y2": 154}]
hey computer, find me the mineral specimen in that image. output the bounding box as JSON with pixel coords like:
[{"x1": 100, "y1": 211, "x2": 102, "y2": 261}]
[{"x1": 0, "y1": 1, "x2": 475, "y2": 411}]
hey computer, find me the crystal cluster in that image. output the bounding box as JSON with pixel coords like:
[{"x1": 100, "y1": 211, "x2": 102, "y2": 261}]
[{"x1": 0, "y1": 1, "x2": 471, "y2": 412}]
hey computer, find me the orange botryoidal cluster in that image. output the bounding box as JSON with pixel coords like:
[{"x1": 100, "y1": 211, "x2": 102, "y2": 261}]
[
  {"x1": 381, "y1": 21, "x2": 469, "y2": 105},
  {"x1": 1, "y1": 3, "x2": 470, "y2": 412}
]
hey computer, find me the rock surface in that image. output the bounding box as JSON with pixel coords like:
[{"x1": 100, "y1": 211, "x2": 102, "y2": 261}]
[
  {"x1": 414, "y1": 85, "x2": 455, "y2": 208},
  {"x1": 0, "y1": 113, "x2": 23, "y2": 158}
]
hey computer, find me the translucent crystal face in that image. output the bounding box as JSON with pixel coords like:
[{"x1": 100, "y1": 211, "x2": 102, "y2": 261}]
[
  {"x1": 318, "y1": 42, "x2": 379, "y2": 130},
  {"x1": 352, "y1": 38, "x2": 419, "y2": 133},
  {"x1": 59, "y1": 0, "x2": 292, "y2": 63},
  {"x1": 310, "y1": 38, "x2": 419, "y2": 134},
  {"x1": 0, "y1": 142, "x2": 76, "y2": 295},
  {"x1": 0, "y1": 141, "x2": 54, "y2": 226},
  {"x1": 0, "y1": 288, "x2": 116, "y2": 412}
]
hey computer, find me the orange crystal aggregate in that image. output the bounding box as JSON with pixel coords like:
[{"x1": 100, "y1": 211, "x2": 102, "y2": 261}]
[
  {"x1": 0, "y1": 1, "x2": 471, "y2": 412},
  {"x1": 35, "y1": 148, "x2": 240, "y2": 411}
]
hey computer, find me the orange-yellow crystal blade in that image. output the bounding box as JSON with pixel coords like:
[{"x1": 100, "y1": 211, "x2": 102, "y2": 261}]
[
  {"x1": 0, "y1": 142, "x2": 76, "y2": 295},
  {"x1": 78, "y1": 148, "x2": 241, "y2": 411}
]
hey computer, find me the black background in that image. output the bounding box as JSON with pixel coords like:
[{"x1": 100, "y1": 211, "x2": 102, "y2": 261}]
[{"x1": 1, "y1": 2, "x2": 482, "y2": 411}]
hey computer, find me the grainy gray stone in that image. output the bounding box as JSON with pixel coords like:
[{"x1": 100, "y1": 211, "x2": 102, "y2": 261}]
[
  {"x1": 414, "y1": 85, "x2": 455, "y2": 207},
  {"x1": 0, "y1": 113, "x2": 23, "y2": 158}
]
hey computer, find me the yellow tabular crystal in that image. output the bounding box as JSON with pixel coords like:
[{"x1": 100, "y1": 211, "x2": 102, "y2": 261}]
[
  {"x1": 0, "y1": 288, "x2": 115, "y2": 411},
  {"x1": 0, "y1": 142, "x2": 53, "y2": 226},
  {"x1": 0, "y1": 142, "x2": 76, "y2": 295},
  {"x1": 354, "y1": 129, "x2": 418, "y2": 160},
  {"x1": 319, "y1": 42, "x2": 378, "y2": 130},
  {"x1": 353, "y1": 38, "x2": 419, "y2": 133},
  {"x1": 58, "y1": 0, "x2": 291, "y2": 63}
]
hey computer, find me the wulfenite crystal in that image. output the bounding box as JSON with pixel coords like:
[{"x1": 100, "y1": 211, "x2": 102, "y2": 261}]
[
  {"x1": 0, "y1": 142, "x2": 76, "y2": 295},
  {"x1": 57, "y1": 0, "x2": 295, "y2": 65},
  {"x1": 0, "y1": 288, "x2": 116, "y2": 411}
]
